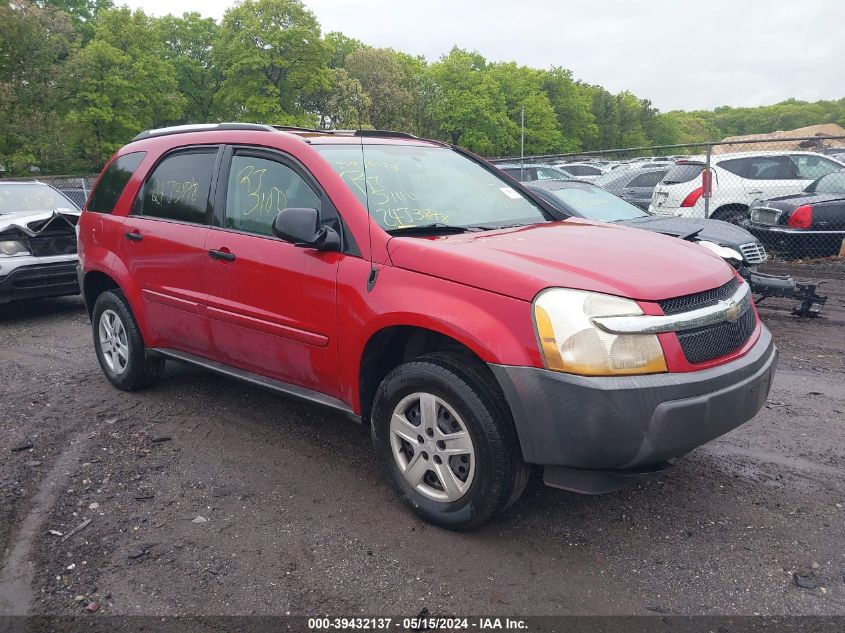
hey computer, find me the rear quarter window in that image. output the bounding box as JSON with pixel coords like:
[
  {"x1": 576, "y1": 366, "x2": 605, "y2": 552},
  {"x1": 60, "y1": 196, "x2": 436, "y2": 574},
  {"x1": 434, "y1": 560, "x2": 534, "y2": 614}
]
[
  {"x1": 717, "y1": 158, "x2": 750, "y2": 177},
  {"x1": 87, "y1": 152, "x2": 146, "y2": 213},
  {"x1": 662, "y1": 163, "x2": 703, "y2": 184},
  {"x1": 136, "y1": 149, "x2": 217, "y2": 224}
]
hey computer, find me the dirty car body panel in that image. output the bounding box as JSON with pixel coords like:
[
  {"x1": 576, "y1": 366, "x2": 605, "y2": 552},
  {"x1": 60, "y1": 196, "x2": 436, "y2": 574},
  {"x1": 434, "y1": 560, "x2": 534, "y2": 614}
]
[{"x1": 77, "y1": 125, "x2": 778, "y2": 519}]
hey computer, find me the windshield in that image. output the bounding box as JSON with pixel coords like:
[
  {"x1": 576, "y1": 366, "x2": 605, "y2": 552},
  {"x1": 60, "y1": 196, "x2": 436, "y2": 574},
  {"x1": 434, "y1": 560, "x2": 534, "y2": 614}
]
[
  {"x1": 0, "y1": 184, "x2": 78, "y2": 215},
  {"x1": 808, "y1": 170, "x2": 845, "y2": 194},
  {"x1": 314, "y1": 144, "x2": 549, "y2": 231},
  {"x1": 544, "y1": 185, "x2": 648, "y2": 221}
]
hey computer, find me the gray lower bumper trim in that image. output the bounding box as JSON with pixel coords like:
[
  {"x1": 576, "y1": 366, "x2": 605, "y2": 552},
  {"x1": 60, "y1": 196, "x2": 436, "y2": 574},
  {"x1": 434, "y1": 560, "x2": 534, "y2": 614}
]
[{"x1": 490, "y1": 326, "x2": 777, "y2": 470}]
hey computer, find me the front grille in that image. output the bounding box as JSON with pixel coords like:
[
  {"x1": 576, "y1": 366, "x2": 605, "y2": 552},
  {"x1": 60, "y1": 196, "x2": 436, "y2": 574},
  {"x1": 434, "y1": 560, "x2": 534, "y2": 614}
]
[
  {"x1": 9, "y1": 262, "x2": 78, "y2": 289},
  {"x1": 26, "y1": 228, "x2": 77, "y2": 257},
  {"x1": 658, "y1": 277, "x2": 739, "y2": 315},
  {"x1": 676, "y1": 304, "x2": 756, "y2": 364},
  {"x1": 739, "y1": 242, "x2": 767, "y2": 264}
]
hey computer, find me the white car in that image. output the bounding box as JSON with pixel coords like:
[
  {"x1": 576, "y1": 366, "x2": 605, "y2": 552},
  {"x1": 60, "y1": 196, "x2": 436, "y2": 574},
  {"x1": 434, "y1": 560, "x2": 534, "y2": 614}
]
[{"x1": 649, "y1": 151, "x2": 845, "y2": 222}]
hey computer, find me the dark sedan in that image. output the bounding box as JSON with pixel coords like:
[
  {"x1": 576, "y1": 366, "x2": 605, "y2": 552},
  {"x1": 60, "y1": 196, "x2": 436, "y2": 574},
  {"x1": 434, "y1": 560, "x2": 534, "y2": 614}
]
[
  {"x1": 747, "y1": 170, "x2": 845, "y2": 258},
  {"x1": 527, "y1": 179, "x2": 827, "y2": 315}
]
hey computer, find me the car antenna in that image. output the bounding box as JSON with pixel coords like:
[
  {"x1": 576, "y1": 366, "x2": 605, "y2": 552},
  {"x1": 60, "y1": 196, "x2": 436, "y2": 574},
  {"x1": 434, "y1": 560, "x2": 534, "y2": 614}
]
[{"x1": 359, "y1": 138, "x2": 378, "y2": 291}]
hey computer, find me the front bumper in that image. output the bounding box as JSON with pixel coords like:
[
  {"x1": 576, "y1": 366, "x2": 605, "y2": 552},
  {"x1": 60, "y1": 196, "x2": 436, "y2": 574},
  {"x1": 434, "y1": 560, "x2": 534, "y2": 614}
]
[
  {"x1": 489, "y1": 326, "x2": 777, "y2": 492},
  {"x1": 0, "y1": 254, "x2": 80, "y2": 303},
  {"x1": 746, "y1": 224, "x2": 845, "y2": 258}
]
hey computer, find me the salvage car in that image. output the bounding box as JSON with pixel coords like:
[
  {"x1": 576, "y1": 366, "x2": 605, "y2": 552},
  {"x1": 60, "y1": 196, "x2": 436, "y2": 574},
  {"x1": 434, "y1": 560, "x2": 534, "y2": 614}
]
[
  {"x1": 495, "y1": 162, "x2": 574, "y2": 182},
  {"x1": 528, "y1": 180, "x2": 827, "y2": 316},
  {"x1": 0, "y1": 181, "x2": 81, "y2": 303},
  {"x1": 593, "y1": 166, "x2": 669, "y2": 210},
  {"x1": 746, "y1": 169, "x2": 845, "y2": 259},
  {"x1": 650, "y1": 152, "x2": 845, "y2": 223},
  {"x1": 77, "y1": 124, "x2": 778, "y2": 530}
]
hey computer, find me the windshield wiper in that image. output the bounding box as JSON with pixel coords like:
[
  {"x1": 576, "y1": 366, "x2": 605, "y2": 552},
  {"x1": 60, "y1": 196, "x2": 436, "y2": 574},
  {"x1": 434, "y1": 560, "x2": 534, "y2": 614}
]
[{"x1": 386, "y1": 223, "x2": 471, "y2": 235}]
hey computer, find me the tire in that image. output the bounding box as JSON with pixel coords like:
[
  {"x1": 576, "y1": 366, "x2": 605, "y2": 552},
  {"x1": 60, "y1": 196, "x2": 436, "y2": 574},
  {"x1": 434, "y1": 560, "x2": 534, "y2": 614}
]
[
  {"x1": 92, "y1": 290, "x2": 164, "y2": 391},
  {"x1": 371, "y1": 352, "x2": 528, "y2": 530},
  {"x1": 711, "y1": 206, "x2": 748, "y2": 225}
]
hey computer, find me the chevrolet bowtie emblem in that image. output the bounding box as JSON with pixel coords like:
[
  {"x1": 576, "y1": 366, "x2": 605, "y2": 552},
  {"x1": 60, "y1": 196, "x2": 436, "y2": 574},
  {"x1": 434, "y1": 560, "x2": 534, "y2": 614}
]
[{"x1": 724, "y1": 300, "x2": 741, "y2": 323}]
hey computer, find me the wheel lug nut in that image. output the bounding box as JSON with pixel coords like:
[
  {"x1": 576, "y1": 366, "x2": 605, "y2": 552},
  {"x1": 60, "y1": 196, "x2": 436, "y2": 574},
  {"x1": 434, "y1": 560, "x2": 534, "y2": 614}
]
[
  {"x1": 421, "y1": 451, "x2": 429, "y2": 460},
  {"x1": 436, "y1": 440, "x2": 445, "y2": 450},
  {"x1": 426, "y1": 428, "x2": 434, "y2": 437},
  {"x1": 433, "y1": 455, "x2": 442, "y2": 465},
  {"x1": 417, "y1": 435, "x2": 424, "y2": 444}
]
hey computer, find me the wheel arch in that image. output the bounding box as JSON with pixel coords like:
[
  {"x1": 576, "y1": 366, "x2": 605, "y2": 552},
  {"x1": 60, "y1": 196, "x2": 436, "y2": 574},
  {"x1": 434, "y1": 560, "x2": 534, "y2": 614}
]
[{"x1": 358, "y1": 325, "x2": 501, "y2": 425}]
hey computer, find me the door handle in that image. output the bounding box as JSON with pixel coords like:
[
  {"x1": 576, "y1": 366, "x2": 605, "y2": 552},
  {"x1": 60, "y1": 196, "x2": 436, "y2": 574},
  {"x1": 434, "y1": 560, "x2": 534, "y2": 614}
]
[
  {"x1": 209, "y1": 249, "x2": 235, "y2": 262},
  {"x1": 748, "y1": 190, "x2": 763, "y2": 195},
  {"x1": 125, "y1": 231, "x2": 143, "y2": 241}
]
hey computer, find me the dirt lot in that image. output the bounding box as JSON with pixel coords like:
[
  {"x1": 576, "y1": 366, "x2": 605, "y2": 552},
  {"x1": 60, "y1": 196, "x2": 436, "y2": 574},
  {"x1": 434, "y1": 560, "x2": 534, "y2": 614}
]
[{"x1": 1, "y1": 260, "x2": 844, "y2": 618}]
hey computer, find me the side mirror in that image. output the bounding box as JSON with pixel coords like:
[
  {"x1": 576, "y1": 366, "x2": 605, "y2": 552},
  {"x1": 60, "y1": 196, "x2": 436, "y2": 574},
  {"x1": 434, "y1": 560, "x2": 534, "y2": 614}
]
[{"x1": 272, "y1": 208, "x2": 340, "y2": 251}]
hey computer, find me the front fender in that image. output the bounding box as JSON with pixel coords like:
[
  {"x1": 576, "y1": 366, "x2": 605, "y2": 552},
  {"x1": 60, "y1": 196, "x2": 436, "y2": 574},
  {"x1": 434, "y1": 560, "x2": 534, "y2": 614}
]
[{"x1": 336, "y1": 258, "x2": 542, "y2": 412}]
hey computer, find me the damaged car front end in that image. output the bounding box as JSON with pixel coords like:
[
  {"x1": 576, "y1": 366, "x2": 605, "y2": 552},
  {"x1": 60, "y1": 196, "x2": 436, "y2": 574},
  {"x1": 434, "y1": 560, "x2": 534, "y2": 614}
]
[{"x1": 0, "y1": 182, "x2": 82, "y2": 304}]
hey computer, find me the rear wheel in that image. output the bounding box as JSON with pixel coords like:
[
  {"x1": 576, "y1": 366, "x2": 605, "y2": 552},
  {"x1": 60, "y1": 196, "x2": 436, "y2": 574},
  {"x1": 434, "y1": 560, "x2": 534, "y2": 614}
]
[
  {"x1": 92, "y1": 290, "x2": 164, "y2": 391},
  {"x1": 371, "y1": 352, "x2": 527, "y2": 530},
  {"x1": 711, "y1": 205, "x2": 749, "y2": 225}
]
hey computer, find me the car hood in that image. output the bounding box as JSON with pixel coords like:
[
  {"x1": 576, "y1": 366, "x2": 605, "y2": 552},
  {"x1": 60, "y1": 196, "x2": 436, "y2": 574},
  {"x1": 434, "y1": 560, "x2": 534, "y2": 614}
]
[
  {"x1": 0, "y1": 209, "x2": 81, "y2": 236},
  {"x1": 755, "y1": 192, "x2": 845, "y2": 210},
  {"x1": 387, "y1": 219, "x2": 733, "y2": 303},
  {"x1": 618, "y1": 215, "x2": 757, "y2": 250}
]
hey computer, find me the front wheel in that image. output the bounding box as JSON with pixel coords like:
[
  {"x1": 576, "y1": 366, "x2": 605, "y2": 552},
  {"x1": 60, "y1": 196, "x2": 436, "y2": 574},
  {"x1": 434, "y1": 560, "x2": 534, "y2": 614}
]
[{"x1": 371, "y1": 353, "x2": 528, "y2": 530}]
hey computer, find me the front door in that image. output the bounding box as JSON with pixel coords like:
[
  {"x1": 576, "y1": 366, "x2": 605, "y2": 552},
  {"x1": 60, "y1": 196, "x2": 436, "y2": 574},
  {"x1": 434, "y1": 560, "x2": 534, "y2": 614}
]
[
  {"x1": 204, "y1": 147, "x2": 343, "y2": 397},
  {"x1": 119, "y1": 146, "x2": 219, "y2": 356}
]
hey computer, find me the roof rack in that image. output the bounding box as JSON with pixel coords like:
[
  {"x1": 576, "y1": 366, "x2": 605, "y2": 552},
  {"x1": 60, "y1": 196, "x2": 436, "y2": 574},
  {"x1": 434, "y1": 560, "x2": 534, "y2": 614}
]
[
  {"x1": 132, "y1": 123, "x2": 425, "y2": 143},
  {"x1": 132, "y1": 123, "x2": 277, "y2": 142}
]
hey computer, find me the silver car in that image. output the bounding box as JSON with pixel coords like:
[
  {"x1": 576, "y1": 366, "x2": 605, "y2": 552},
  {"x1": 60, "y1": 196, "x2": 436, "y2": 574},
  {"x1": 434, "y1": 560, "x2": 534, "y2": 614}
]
[
  {"x1": 594, "y1": 166, "x2": 669, "y2": 210},
  {"x1": 0, "y1": 182, "x2": 81, "y2": 303}
]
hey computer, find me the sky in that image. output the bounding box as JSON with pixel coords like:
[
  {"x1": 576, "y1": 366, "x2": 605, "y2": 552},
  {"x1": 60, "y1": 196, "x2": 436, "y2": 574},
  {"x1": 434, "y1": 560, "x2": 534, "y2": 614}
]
[{"x1": 121, "y1": 0, "x2": 844, "y2": 112}]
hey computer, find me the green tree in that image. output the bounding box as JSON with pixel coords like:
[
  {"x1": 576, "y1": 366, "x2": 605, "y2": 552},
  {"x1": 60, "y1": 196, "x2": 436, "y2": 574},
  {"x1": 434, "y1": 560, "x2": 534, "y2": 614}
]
[
  {"x1": 214, "y1": 0, "x2": 329, "y2": 124},
  {"x1": 426, "y1": 47, "x2": 515, "y2": 154},
  {"x1": 302, "y1": 67, "x2": 371, "y2": 129},
  {"x1": 543, "y1": 68, "x2": 597, "y2": 151},
  {"x1": 344, "y1": 47, "x2": 422, "y2": 132},
  {"x1": 156, "y1": 12, "x2": 222, "y2": 122},
  {"x1": 60, "y1": 7, "x2": 184, "y2": 168},
  {"x1": 487, "y1": 62, "x2": 562, "y2": 154},
  {"x1": 40, "y1": 0, "x2": 112, "y2": 42},
  {"x1": 324, "y1": 31, "x2": 363, "y2": 69},
  {"x1": 0, "y1": 1, "x2": 78, "y2": 173}
]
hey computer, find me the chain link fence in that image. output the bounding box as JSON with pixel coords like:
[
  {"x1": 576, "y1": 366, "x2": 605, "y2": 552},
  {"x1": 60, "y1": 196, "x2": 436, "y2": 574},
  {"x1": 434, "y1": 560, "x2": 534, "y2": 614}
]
[
  {"x1": 0, "y1": 175, "x2": 97, "y2": 209},
  {"x1": 489, "y1": 136, "x2": 845, "y2": 261}
]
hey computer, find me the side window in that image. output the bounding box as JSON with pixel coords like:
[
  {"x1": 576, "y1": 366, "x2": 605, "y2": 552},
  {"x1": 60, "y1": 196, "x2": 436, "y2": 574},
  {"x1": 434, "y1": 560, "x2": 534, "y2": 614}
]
[
  {"x1": 744, "y1": 156, "x2": 797, "y2": 180},
  {"x1": 717, "y1": 158, "x2": 748, "y2": 177},
  {"x1": 536, "y1": 168, "x2": 563, "y2": 181},
  {"x1": 225, "y1": 154, "x2": 321, "y2": 237},
  {"x1": 137, "y1": 149, "x2": 216, "y2": 223},
  {"x1": 87, "y1": 152, "x2": 146, "y2": 213},
  {"x1": 564, "y1": 165, "x2": 585, "y2": 176},
  {"x1": 791, "y1": 155, "x2": 842, "y2": 180},
  {"x1": 627, "y1": 171, "x2": 666, "y2": 188}
]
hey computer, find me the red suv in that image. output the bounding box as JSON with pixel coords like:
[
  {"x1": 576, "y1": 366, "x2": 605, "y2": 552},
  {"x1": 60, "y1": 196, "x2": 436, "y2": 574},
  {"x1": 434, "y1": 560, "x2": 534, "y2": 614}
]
[{"x1": 77, "y1": 124, "x2": 778, "y2": 529}]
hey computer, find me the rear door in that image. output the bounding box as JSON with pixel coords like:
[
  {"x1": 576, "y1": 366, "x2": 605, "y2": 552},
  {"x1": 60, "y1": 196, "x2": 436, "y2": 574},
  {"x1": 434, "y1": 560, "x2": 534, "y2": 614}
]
[
  {"x1": 738, "y1": 155, "x2": 804, "y2": 201},
  {"x1": 119, "y1": 146, "x2": 219, "y2": 355},
  {"x1": 203, "y1": 146, "x2": 343, "y2": 397}
]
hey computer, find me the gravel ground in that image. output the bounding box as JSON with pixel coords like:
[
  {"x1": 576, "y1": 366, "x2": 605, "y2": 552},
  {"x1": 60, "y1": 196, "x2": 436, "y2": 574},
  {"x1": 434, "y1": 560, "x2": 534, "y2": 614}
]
[{"x1": 1, "y1": 260, "x2": 844, "y2": 618}]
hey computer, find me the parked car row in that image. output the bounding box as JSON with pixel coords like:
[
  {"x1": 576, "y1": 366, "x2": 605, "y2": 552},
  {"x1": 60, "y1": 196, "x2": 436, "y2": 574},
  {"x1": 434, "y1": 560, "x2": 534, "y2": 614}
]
[{"x1": 493, "y1": 150, "x2": 845, "y2": 260}]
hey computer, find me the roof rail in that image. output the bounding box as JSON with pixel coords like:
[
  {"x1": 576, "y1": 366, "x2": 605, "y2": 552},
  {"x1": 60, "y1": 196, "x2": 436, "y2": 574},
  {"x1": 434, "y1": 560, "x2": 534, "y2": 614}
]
[
  {"x1": 131, "y1": 123, "x2": 277, "y2": 142},
  {"x1": 271, "y1": 125, "x2": 329, "y2": 134},
  {"x1": 354, "y1": 129, "x2": 419, "y2": 140}
]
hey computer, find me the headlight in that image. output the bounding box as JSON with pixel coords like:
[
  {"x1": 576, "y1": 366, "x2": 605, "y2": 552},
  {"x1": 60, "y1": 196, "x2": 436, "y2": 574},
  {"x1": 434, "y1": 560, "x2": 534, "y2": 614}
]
[
  {"x1": 533, "y1": 289, "x2": 667, "y2": 376},
  {"x1": 0, "y1": 240, "x2": 30, "y2": 256},
  {"x1": 697, "y1": 240, "x2": 742, "y2": 262}
]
